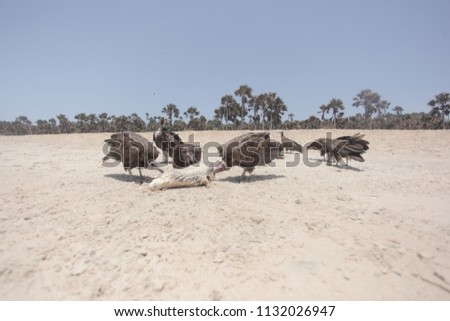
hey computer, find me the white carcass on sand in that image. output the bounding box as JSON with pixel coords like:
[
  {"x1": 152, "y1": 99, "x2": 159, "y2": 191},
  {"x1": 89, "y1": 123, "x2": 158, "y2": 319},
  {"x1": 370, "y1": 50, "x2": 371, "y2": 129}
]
[{"x1": 148, "y1": 161, "x2": 226, "y2": 191}]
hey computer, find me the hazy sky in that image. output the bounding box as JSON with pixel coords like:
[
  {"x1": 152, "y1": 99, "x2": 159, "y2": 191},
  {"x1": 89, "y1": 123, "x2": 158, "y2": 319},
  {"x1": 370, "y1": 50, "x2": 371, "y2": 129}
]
[{"x1": 1, "y1": 0, "x2": 449, "y2": 122}]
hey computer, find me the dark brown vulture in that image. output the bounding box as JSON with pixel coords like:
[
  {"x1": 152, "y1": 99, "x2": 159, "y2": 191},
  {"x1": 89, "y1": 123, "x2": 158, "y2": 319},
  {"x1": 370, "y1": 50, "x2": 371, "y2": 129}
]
[
  {"x1": 152, "y1": 119, "x2": 182, "y2": 162},
  {"x1": 217, "y1": 132, "x2": 284, "y2": 181},
  {"x1": 307, "y1": 133, "x2": 369, "y2": 166},
  {"x1": 280, "y1": 131, "x2": 303, "y2": 153},
  {"x1": 102, "y1": 132, "x2": 160, "y2": 183},
  {"x1": 153, "y1": 119, "x2": 202, "y2": 168}
]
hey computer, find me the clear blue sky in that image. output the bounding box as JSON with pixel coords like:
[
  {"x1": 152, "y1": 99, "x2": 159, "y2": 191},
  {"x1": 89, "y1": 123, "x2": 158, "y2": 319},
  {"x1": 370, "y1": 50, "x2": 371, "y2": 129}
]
[{"x1": 1, "y1": 0, "x2": 449, "y2": 122}]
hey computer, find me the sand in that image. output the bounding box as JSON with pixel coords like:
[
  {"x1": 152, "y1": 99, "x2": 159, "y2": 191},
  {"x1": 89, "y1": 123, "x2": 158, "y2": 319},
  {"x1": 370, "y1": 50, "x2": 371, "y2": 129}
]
[{"x1": 0, "y1": 130, "x2": 449, "y2": 300}]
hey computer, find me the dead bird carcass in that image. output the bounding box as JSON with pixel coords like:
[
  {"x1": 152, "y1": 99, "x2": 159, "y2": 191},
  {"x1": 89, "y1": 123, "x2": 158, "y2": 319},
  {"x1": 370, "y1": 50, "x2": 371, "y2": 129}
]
[{"x1": 148, "y1": 161, "x2": 226, "y2": 191}]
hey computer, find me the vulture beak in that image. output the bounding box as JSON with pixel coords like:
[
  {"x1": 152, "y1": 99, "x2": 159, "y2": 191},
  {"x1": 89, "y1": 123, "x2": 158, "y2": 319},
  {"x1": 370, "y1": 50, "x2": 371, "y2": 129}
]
[
  {"x1": 187, "y1": 153, "x2": 196, "y2": 164},
  {"x1": 149, "y1": 161, "x2": 164, "y2": 173},
  {"x1": 213, "y1": 161, "x2": 226, "y2": 174}
]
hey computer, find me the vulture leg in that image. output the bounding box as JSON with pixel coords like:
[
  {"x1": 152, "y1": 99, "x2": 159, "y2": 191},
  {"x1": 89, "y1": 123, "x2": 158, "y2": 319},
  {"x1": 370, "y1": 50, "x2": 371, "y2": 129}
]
[
  {"x1": 239, "y1": 168, "x2": 254, "y2": 182},
  {"x1": 138, "y1": 168, "x2": 144, "y2": 184},
  {"x1": 127, "y1": 169, "x2": 134, "y2": 181},
  {"x1": 162, "y1": 151, "x2": 169, "y2": 164},
  {"x1": 239, "y1": 169, "x2": 247, "y2": 182}
]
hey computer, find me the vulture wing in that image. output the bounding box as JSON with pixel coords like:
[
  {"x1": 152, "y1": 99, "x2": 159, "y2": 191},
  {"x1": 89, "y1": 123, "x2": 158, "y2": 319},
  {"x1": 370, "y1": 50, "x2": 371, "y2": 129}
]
[
  {"x1": 281, "y1": 132, "x2": 303, "y2": 153},
  {"x1": 220, "y1": 132, "x2": 270, "y2": 168}
]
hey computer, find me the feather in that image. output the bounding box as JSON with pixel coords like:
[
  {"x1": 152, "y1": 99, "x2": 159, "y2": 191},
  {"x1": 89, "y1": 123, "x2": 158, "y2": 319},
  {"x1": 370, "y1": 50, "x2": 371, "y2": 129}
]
[
  {"x1": 102, "y1": 132, "x2": 160, "y2": 183},
  {"x1": 153, "y1": 118, "x2": 202, "y2": 167},
  {"x1": 307, "y1": 133, "x2": 369, "y2": 166},
  {"x1": 280, "y1": 131, "x2": 303, "y2": 153},
  {"x1": 148, "y1": 161, "x2": 226, "y2": 191},
  {"x1": 219, "y1": 132, "x2": 284, "y2": 180}
]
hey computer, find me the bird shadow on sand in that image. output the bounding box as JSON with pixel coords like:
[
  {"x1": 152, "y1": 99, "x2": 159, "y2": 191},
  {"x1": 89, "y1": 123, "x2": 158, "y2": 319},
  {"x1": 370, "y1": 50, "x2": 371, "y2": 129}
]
[
  {"x1": 333, "y1": 165, "x2": 364, "y2": 172},
  {"x1": 104, "y1": 173, "x2": 155, "y2": 184},
  {"x1": 218, "y1": 174, "x2": 285, "y2": 183},
  {"x1": 305, "y1": 158, "x2": 364, "y2": 172}
]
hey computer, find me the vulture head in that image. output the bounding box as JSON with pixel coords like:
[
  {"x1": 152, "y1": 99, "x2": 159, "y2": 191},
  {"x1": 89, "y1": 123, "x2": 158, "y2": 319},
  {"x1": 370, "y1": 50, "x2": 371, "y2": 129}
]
[
  {"x1": 280, "y1": 131, "x2": 303, "y2": 153},
  {"x1": 172, "y1": 143, "x2": 202, "y2": 168},
  {"x1": 153, "y1": 118, "x2": 202, "y2": 167}
]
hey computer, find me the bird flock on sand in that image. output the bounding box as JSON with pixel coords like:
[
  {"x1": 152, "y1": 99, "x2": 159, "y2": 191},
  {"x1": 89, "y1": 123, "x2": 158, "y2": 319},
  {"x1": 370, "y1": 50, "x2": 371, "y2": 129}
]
[{"x1": 102, "y1": 119, "x2": 370, "y2": 190}]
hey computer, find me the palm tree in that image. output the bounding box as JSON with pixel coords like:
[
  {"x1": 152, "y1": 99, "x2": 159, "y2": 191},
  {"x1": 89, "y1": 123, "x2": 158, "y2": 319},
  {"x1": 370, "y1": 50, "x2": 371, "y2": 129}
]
[
  {"x1": 214, "y1": 107, "x2": 227, "y2": 129},
  {"x1": 74, "y1": 113, "x2": 88, "y2": 132},
  {"x1": 220, "y1": 95, "x2": 239, "y2": 129},
  {"x1": 98, "y1": 112, "x2": 110, "y2": 132},
  {"x1": 376, "y1": 100, "x2": 390, "y2": 117},
  {"x1": 327, "y1": 98, "x2": 345, "y2": 129},
  {"x1": 87, "y1": 113, "x2": 98, "y2": 132},
  {"x1": 108, "y1": 115, "x2": 116, "y2": 130},
  {"x1": 318, "y1": 104, "x2": 328, "y2": 120},
  {"x1": 283, "y1": 113, "x2": 296, "y2": 130},
  {"x1": 306, "y1": 115, "x2": 320, "y2": 129},
  {"x1": 12, "y1": 116, "x2": 33, "y2": 135},
  {"x1": 172, "y1": 117, "x2": 187, "y2": 131},
  {"x1": 234, "y1": 85, "x2": 252, "y2": 129},
  {"x1": 184, "y1": 106, "x2": 200, "y2": 122},
  {"x1": 393, "y1": 106, "x2": 404, "y2": 116},
  {"x1": 128, "y1": 113, "x2": 146, "y2": 132},
  {"x1": 206, "y1": 119, "x2": 221, "y2": 130},
  {"x1": 352, "y1": 89, "x2": 381, "y2": 129},
  {"x1": 265, "y1": 92, "x2": 276, "y2": 129},
  {"x1": 184, "y1": 106, "x2": 200, "y2": 129},
  {"x1": 48, "y1": 118, "x2": 57, "y2": 134},
  {"x1": 193, "y1": 115, "x2": 207, "y2": 130},
  {"x1": 428, "y1": 92, "x2": 450, "y2": 130},
  {"x1": 112, "y1": 115, "x2": 129, "y2": 132},
  {"x1": 146, "y1": 116, "x2": 161, "y2": 131},
  {"x1": 265, "y1": 93, "x2": 287, "y2": 129},
  {"x1": 249, "y1": 93, "x2": 267, "y2": 129},
  {"x1": 56, "y1": 114, "x2": 73, "y2": 133},
  {"x1": 35, "y1": 119, "x2": 49, "y2": 134},
  {"x1": 161, "y1": 104, "x2": 180, "y2": 125},
  {"x1": 273, "y1": 96, "x2": 287, "y2": 129}
]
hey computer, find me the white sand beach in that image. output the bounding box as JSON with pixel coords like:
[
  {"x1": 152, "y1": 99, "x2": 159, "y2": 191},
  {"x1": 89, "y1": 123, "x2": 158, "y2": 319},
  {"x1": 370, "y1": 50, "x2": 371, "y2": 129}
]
[{"x1": 0, "y1": 130, "x2": 449, "y2": 300}]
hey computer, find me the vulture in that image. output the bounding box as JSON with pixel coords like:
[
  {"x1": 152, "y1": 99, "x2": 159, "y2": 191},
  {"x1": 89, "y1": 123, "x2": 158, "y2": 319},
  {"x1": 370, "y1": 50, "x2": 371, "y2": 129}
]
[
  {"x1": 217, "y1": 132, "x2": 284, "y2": 181},
  {"x1": 102, "y1": 132, "x2": 160, "y2": 183},
  {"x1": 153, "y1": 119, "x2": 202, "y2": 168},
  {"x1": 307, "y1": 133, "x2": 369, "y2": 166},
  {"x1": 280, "y1": 131, "x2": 303, "y2": 153}
]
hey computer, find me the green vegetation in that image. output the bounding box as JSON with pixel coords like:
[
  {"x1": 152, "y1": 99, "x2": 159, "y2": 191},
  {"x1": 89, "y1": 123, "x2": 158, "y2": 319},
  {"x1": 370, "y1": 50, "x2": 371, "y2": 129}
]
[{"x1": 1, "y1": 86, "x2": 448, "y2": 135}]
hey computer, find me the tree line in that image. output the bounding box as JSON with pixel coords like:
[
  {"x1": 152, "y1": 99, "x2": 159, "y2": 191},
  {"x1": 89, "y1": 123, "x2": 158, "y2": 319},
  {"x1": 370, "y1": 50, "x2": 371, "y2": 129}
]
[{"x1": 1, "y1": 86, "x2": 449, "y2": 135}]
